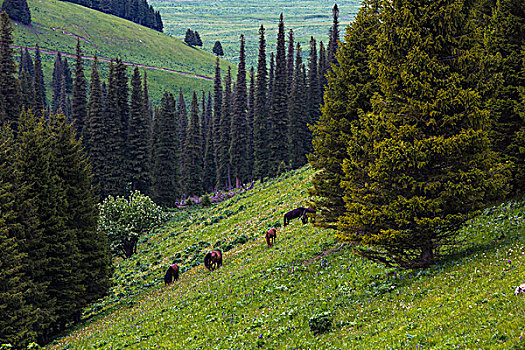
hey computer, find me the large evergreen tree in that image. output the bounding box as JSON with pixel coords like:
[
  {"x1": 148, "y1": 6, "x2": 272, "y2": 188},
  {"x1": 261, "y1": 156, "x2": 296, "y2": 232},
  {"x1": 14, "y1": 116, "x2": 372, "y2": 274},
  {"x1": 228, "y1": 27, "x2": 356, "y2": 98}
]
[
  {"x1": 33, "y1": 44, "x2": 46, "y2": 116},
  {"x1": 71, "y1": 39, "x2": 88, "y2": 139},
  {"x1": 286, "y1": 29, "x2": 294, "y2": 94},
  {"x1": 268, "y1": 14, "x2": 288, "y2": 175},
  {"x1": 230, "y1": 34, "x2": 249, "y2": 187},
  {"x1": 306, "y1": 36, "x2": 320, "y2": 154},
  {"x1": 86, "y1": 54, "x2": 107, "y2": 198},
  {"x1": 338, "y1": 0, "x2": 509, "y2": 268},
  {"x1": 183, "y1": 92, "x2": 203, "y2": 196},
  {"x1": 327, "y1": 3, "x2": 340, "y2": 67},
  {"x1": 212, "y1": 57, "x2": 222, "y2": 188},
  {"x1": 0, "y1": 12, "x2": 20, "y2": 128},
  {"x1": 203, "y1": 92, "x2": 215, "y2": 192},
  {"x1": 253, "y1": 25, "x2": 269, "y2": 182},
  {"x1": 151, "y1": 92, "x2": 179, "y2": 206},
  {"x1": 216, "y1": 67, "x2": 232, "y2": 189},
  {"x1": 128, "y1": 66, "x2": 151, "y2": 194}
]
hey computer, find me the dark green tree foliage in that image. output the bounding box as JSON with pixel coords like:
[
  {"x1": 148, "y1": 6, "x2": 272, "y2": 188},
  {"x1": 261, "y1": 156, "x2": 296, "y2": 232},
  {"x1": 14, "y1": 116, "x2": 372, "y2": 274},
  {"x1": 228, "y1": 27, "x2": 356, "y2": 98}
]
[
  {"x1": 213, "y1": 40, "x2": 224, "y2": 56},
  {"x1": 306, "y1": 36, "x2": 320, "y2": 154},
  {"x1": 309, "y1": 0, "x2": 380, "y2": 230},
  {"x1": 216, "y1": 66, "x2": 232, "y2": 189},
  {"x1": 268, "y1": 14, "x2": 288, "y2": 175},
  {"x1": 318, "y1": 41, "x2": 327, "y2": 90},
  {"x1": 286, "y1": 29, "x2": 294, "y2": 93},
  {"x1": 194, "y1": 31, "x2": 203, "y2": 47},
  {"x1": 483, "y1": 0, "x2": 525, "y2": 192},
  {"x1": 86, "y1": 54, "x2": 107, "y2": 198},
  {"x1": 183, "y1": 92, "x2": 203, "y2": 196},
  {"x1": 143, "y1": 70, "x2": 152, "y2": 123},
  {"x1": 0, "y1": 12, "x2": 20, "y2": 128},
  {"x1": 128, "y1": 66, "x2": 151, "y2": 194},
  {"x1": 338, "y1": 0, "x2": 508, "y2": 268},
  {"x1": 246, "y1": 66, "x2": 255, "y2": 179},
  {"x1": 51, "y1": 52, "x2": 62, "y2": 113},
  {"x1": 1, "y1": 0, "x2": 31, "y2": 24},
  {"x1": 104, "y1": 60, "x2": 129, "y2": 196},
  {"x1": 63, "y1": 57, "x2": 73, "y2": 94},
  {"x1": 19, "y1": 59, "x2": 34, "y2": 111},
  {"x1": 0, "y1": 127, "x2": 37, "y2": 348},
  {"x1": 327, "y1": 3, "x2": 340, "y2": 67},
  {"x1": 33, "y1": 44, "x2": 46, "y2": 115},
  {"x1": 202, "y1": 92, "x2": 214, "y2": 192},
  {"x1": 152, "y1": 92, "x2": 179, "y2": 206},
  {"x1": 287, "y1": 43, "x2": 308, "y2": 169},
  {"x1": 230, "y1": 34, "x2": 249, "y2": 187},
  {"x1": 177, "y1": 88, "x2": 188, "y2": 176},
  {"x1": 48, "y1": 112, "x2": 111, "y2": 321},
  {"x1": 184, "y1": 28, "x2": 197, "y2": 46},
  {"x1": 72, "y1": 39, "x2": 88, "y2": 139},
  {"x1": 253, "y1": 25, "x2": 269, "y2": 181},
  {"x1": 268, "y1": 52, "x2": 275, "y2": 111},
  {"x1": 18, "y1": 47, "x2": 33, "y2": 75}
]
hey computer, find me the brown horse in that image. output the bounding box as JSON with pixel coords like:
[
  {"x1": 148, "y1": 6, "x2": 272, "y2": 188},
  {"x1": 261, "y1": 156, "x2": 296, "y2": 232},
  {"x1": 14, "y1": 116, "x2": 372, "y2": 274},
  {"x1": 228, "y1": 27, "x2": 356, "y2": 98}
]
[
  {"x1": 164, "y1": 264, "x2": 179, "y2": 285},
  {"x1": 266, "y1": 228, "x2": 277, "y2": 247},
  {"x1": 204, "y1": 249, "x2": 223, "y2": 271}
]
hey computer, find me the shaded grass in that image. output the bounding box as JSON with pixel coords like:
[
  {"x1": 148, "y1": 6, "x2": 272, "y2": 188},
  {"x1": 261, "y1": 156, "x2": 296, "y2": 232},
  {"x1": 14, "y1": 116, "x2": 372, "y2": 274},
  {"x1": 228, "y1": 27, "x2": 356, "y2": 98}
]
[{"x1": 47, "y1": 166, "x2": 525, "y2": 349}]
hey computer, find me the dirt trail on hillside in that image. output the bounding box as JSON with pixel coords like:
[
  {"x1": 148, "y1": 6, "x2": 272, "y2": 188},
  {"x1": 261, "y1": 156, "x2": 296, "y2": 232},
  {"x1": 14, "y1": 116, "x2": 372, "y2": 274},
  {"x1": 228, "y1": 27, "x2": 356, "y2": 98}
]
[{"x1": 13, "y1": 45, "x2": 213, "y2": 81}]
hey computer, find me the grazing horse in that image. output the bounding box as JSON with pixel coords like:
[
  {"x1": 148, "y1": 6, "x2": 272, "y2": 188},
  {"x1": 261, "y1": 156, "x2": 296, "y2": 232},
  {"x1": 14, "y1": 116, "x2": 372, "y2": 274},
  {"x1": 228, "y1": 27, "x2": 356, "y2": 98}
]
[
  {"x1": 266, "y1": 228, "x2": 277, "y2": 247},
  {"x1": 515, "y1": 283, "x2": 525, "y2": 295},
  {"x1": 204, "y1": 249, "x2": 223, "y2": 271},
  {"x1": 164, "y1": 264, "x2": 179, "y2": 285},
  {"x1": 284, "y1": 207, "x2": 316, "y2": 226}
]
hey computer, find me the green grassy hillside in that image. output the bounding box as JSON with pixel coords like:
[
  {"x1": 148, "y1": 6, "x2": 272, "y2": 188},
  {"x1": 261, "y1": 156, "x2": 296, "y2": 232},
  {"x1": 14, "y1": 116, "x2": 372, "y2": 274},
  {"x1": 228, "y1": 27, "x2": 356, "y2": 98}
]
[
  {"x1": 8, "y1": 0, "x2": 235, "y2": 104},
  {"x1": 152, "y1": 0, "x2": 362, "y2": 66},
  {"x1": 45, "y1": 166, "x2": 525, "y2": 349}
]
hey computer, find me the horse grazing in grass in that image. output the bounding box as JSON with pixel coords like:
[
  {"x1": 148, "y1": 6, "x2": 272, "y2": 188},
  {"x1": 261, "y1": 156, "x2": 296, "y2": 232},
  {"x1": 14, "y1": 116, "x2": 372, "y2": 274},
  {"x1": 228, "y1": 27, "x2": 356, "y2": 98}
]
[
  {"x1": 284, "y1": 207, "x2": 316, "y2": 226},
  {"x1": 266, "y1": 228, "x2": 277, "y2": 247},
  {"x1": 164, "y1": 264, "x2": 179, "y2": 285},
  {"x1": 204, "y1": 249, "x2": 223, "y2": 271}
]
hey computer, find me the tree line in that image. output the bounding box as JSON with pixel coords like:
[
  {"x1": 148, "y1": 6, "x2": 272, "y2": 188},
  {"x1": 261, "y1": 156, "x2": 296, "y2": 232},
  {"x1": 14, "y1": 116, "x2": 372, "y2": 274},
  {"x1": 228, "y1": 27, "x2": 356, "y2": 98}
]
[{"x1": 309, "y1": 0, "x2": 524, "y2": 269}]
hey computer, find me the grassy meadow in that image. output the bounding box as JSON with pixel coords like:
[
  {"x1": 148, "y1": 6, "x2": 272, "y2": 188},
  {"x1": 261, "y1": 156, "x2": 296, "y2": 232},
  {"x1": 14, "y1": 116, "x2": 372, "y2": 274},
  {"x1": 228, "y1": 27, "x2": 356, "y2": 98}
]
[
  {"x1": 151, "y1": 0, "x2": 362, "y2": 67},
  {"x1": 9, "y1": 0, "x2": 236, "y2": 104},
  {"x1": 46, "y1": 166, "x2": 525, "y2": 349}
]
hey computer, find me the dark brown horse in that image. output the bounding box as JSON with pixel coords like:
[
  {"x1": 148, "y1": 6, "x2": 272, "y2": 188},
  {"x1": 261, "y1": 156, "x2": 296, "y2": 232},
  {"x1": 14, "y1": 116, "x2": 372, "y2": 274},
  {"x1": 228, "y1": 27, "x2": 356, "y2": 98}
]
[
  {"x1": 164, "y1": 264, "x2": 179, "y2": 285},
  {"x1": 266, "y1": 227, "x2": 277, "y2": 247},
  {"x1": 204, "y1": 249, "x2": 223, "y2": 271},
  {"x1": 284, "y1": 207, "x2": 316, "y2": 226}
]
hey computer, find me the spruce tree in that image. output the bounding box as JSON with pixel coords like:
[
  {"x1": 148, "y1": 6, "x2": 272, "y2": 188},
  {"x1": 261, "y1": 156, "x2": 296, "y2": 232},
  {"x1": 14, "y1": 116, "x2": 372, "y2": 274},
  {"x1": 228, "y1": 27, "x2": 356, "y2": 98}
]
[
  {"x1": 203, "y1": 92, "x2": 216, "y2": 192},
  {"x1": 19, "y1": 62, "x2": 34, "y2": 111},
  {"x1": 246, "y1": 66, "x2": 255, "y2": 179},
  {"x1": 0, "y1": 12, "x2": 20, "y2": 128},
  {"x1": 183, "y1": 92, "x2": 203, "y2": 196},
  {"x1": 33, "y1": 44, "x2": 46, "y2": 116},
  {"x1": 327, "y1": 3, "x2": 340, "y2": 67},
  {"x1": 318, "y1": 41, "x2": 327, "y2": 90},
  {"x1": 268, "y1": 14, "x2": 288, "y2": 175},
  {"x1": 152, "y1": 92, "x2": 179, "y2": 206},
  {"x1": 267, "y1": 52, "x2": 275, "y2": 112},
  {"x1": 253, "y1": 25, "x2": 269, "y2": 182},
  {"x1": 86, "y1": 54, "x2": 107, "y2": 197},
  {"x1": 338, "y1": 0, "x2": 508, "y2": 268},
  {"x1": 213, "y1": 40, "x2": 224, "y2": 56},
  {"x1": 309, "y1": 0, "x2": 380, "y2": 230},
  {"x1": 1, "y1": 0, "x2": 31, "y2": 25},
  {"x1": 287, "y1": 43, "x2": 308, "y2": 169},
  {"x1": 212, "y1": 57, "x2": 222, "y2": 186},
  {"x1": 128, "y1": 66, "x2": 151, "y2": 194},
  {"x1": 230, "y1": 34, "x2": 249, "y2": 187},
  {"x1": 51, "y1": 52, "x2": 63, "y2": 114},
  {"x1": 63, "y1": 57, "x2": 73, "y2": 94},
  {"x1": 306, "y1": 36, "x2": 320, "y2": 154},
  {"x1": 177, "y1": 88, "x2": 188, "y2": 177},
  {"x1": 216, "y1": 66, "x2": 232, "y2": 189},
  {"x1": 286, "y1": 29, "x2": 294, "y2": 94},
  {"x1": 72, "y1": 39, "x2": 88, "y2": 139},
  {"x1": 0, "y1": 126, "x2": 37, "y2": 348}
]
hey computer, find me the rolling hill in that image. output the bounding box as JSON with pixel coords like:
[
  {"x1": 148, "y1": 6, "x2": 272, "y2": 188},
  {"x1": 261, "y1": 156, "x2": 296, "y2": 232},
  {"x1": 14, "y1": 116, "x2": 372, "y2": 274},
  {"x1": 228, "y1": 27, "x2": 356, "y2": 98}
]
[
  {"x1": 46, "y1": 166, "x2": 525, "y2": 349},
  {"x1": 8, "y1": 0, "x2": 235, "y2": 104}
]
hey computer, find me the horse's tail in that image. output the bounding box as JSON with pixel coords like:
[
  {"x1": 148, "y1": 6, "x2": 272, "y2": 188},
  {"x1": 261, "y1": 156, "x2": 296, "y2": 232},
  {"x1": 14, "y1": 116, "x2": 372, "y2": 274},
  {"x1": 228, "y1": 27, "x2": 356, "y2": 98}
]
[{"x1": 164, "y1": 267, "x2": 172, "y2": 285}]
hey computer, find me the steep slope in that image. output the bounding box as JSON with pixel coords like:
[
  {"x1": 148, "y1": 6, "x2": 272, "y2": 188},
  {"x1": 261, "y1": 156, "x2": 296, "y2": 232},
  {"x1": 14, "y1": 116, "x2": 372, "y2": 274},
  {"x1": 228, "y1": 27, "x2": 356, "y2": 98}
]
[
  {"x1": 8, "y1": 0, "x2": 234, "y2": 103},
  {"x1": 46, "y1": 166, "x2": 525, "y2": 349}
]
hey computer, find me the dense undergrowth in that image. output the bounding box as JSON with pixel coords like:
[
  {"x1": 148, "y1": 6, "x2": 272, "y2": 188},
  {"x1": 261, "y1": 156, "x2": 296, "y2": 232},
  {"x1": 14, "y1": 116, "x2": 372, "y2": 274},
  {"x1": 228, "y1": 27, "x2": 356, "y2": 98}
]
[{"x1": 48, "y1": 166, "x2": 524, "y2": 349}]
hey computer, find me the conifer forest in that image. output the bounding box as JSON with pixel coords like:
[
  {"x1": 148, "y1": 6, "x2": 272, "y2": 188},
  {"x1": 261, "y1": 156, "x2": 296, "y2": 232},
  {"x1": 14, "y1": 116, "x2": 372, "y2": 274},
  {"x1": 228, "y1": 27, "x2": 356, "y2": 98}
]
[{"x1": 0, "y1": 0, "x2": 523, "y2": 348}]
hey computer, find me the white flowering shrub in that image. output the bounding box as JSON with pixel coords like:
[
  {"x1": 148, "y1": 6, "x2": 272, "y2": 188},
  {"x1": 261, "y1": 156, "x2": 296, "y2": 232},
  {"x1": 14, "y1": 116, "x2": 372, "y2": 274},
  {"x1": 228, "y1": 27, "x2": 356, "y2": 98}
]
[{"x1": 98, "y1": 191, "x2": 168, "y2": 258}]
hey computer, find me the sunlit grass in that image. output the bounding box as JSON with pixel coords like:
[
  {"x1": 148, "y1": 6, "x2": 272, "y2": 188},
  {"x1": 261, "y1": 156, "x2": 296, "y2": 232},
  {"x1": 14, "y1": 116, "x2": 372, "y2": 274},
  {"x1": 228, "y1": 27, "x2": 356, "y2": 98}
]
[{"x1": 47, "y1": 166, "x2": 524, "y2": 349}]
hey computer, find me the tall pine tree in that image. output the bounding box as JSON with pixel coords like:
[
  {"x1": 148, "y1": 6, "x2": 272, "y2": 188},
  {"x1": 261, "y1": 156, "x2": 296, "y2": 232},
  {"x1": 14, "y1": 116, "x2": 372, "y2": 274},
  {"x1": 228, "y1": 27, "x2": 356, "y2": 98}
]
[
  {"x1": 71, "y1": 39, "x2": 88, "y2": 139},
  {"x1": 253, "y1": 25, "x2": 269, "y2": 182},
  {"x1": 0, "y1": 12, "x2": 20, "y2": 128},
  {"x1": 183, "y1": 92, "x2": 203, "y2": 196}
]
